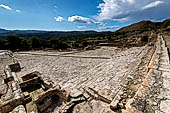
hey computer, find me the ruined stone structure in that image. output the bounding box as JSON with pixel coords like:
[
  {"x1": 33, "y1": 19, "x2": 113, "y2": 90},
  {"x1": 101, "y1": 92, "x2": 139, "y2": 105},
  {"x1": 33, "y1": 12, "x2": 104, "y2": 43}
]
[
  {"x1": 1, "y1": 33, "x2": 170, "y2": 113},
  {"x1": 116, "y1": 34, "x2": 170, "y2": 112},
  {"x1": 0, "y1": 54, "x2": 70, "y2": 113}
]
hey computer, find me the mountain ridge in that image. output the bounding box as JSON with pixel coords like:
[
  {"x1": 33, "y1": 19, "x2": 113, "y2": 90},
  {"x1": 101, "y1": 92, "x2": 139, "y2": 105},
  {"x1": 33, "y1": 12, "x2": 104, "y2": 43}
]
[{"x1": 0, "y1": 19, "x2": 170, "y2": 40}]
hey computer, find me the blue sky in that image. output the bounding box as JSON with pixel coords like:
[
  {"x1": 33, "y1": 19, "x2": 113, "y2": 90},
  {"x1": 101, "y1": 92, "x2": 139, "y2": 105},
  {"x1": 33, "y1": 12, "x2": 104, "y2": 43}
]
[{"x1": 0, "y1": 0, "x2": 170, "y2": 31}]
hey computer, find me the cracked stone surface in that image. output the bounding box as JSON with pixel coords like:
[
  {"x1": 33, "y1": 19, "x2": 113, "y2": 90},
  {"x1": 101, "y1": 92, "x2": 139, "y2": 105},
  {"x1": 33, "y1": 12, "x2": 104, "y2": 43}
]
[
  {"x1": 12, "y1": 46, "x2": 150, "y2": 112},
  {"x1": 159, "y1": 35, "x2": 170, "y2": 113},
  {"x1": 1, "y1": 34, "x2": 170, "y2": 113}
]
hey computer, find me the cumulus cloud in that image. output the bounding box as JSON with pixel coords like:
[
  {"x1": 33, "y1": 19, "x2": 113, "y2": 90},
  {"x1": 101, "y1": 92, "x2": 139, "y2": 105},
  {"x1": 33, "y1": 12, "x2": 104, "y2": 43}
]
[
  {"x1": 68, "y1": 16, "x2": 100, "y2": 24},
  {"x1": 0, "y1": 4, "x2": 12, "y2": 10},
  {"x1": 98, "y1": 25, "x2": 119, "y2": 30},
  {"x1": 97, "y1": 0, "x2": 168, "y2": 22},
  {"x1": 77, "y1": 26, "x2": 86, "y2": 29},
  {"x1": 54, "y1": 16, "x2": 64, "y2": 22}
]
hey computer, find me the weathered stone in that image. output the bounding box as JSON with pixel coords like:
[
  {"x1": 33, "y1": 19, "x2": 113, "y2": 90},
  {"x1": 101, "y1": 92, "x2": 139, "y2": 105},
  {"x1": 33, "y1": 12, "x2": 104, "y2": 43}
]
[
  {"x1": 110, "y1": 99, "x2": 119, "y2": 110},
  {"x1": 19, "y1": 76, "x2": 41, "y2": 89},
  {"x1": 21, "y1": 71, "x2": 40, "y2": 81},
  {"x1": 155, "y1": 110, "x2": 163, "y2": 113},
  {"x1": 83, "y1": 92, "x2": 90, "y2": 100},
  {"x1": 2, "y1": 35, "x2": 167, "y2": 113},
  {"x1": 163, "y1": 79, "x2": 170, "y2": 90},
  {"x1": 110, "y1": 95, "x2": 121, "y2": 110},
  {"x1": 12, "y1": 105, "x2": 26, "y2": 113},
  {"x1": 160, "y1": 100, "x2": 170, "y2": 113},
  {"x1": 160, "y1": 88, "x2": 170, "y2": 99},
  {"x1": 0, "y1": 95, "x2": 24, "y2": 113},
  {"x1": 70, "y1": 89, "x2": 83, "y2": 98},
  {"x1": 119, "y1": 102, "x2": 124, "y2": 109},
  {"x1": 162, "y1": 71, "x2": 170, "y2": 79}
]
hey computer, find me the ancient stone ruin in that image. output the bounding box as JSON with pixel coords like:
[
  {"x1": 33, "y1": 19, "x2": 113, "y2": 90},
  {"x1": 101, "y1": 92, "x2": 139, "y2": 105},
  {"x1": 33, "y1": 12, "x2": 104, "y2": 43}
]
[
  {"x1": 1, "y1": 33, "x2": 170, "y2": 113},
  {"x1": 0, "y1": 62, "x2": 71, "y2": 113}
]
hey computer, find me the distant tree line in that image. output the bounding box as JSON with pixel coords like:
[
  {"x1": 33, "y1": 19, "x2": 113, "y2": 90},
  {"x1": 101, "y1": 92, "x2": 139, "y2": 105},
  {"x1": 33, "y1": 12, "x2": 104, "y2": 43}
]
[
  {"x1": 2, "y1": 20, "x2": 166, "y2": 51},
  {"x1": 0, "y1": 35, "x2": 70, "y2": 51},
  {"x1": 0, "y1": 34, "x2": 112, "y2": 51}
]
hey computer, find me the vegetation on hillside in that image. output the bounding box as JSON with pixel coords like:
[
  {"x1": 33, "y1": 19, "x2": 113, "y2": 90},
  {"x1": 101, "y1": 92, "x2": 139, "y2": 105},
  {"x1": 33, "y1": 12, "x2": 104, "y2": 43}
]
[
  {"x1": 0, "y1": 19, "x2": 170, "y2": 51},
  {"x1": 161, "y1": 19, "x2": 170, "y2": 29},
  {"x1": 0, "y1": 34, "x2": 112, "y2": 51}
]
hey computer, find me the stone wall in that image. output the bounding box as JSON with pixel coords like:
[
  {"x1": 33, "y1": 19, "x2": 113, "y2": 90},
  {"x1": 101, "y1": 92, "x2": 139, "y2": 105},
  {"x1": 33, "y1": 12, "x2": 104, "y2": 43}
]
[
  {"x1": 19, "y1": 76, "x2": 41, "y2": 89},
  {"x1": 11, "y1": 105, "x2": 26, "y2": 113},
  {"x1": 21, "y1": 71, "x2": 40, "y2": 81},
  {"x1": 0, "y1": 94, "x2": 24, "y2": 113}
]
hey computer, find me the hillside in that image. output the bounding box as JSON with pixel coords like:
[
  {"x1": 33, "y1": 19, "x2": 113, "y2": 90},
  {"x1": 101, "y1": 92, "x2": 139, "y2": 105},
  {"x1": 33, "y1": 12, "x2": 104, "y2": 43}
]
[
  {"x1": 0, "y1": 18, "x2": 170, "y2": 51},
  {"x1": 0, "y1": 29, "x2": 9, "y2": 34},
  {"x1": 117, "y1": 20, "x2": 160, "y2": 33},
  {"x1": 0, "y1": 30, "x2": 110, "y2": 40},
  {"x1": 0, "y1": 18, "x2": 170, "y2": 40},
  {"x1": 161, "y1": 19, "x2": 170, "y2": 29}
]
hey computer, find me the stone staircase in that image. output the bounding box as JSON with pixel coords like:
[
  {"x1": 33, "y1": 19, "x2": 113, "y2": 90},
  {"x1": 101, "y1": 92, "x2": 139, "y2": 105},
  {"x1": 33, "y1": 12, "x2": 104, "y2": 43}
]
[{"x1": 121, "y1": 34, "x2": 170, "y2": 113}]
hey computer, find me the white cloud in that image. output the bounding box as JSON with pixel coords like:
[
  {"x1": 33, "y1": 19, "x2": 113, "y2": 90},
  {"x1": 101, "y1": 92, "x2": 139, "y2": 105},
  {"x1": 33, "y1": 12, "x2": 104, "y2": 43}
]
[
  {"x1": 97, "y1": 0, "x2": 168, "y2": 22},
  {"x1": 98, "y1": 25, "x2": 119, "y2": 30},
  {"x1": 77, "y1": 26, "x2": 86, "y2": 29},
  {"x1": 142, "y1": 1, "x2": 164, "y2": 9},
  {"x1": 16, "y1": 10, "x2": 21, "y2": 12},
  {"x1": 54, "y1": 16, "x2": 64, "y2": 22},
  {"x1": 68, "y1": 15, "x2": 100, "y2": 24},
  {"x1": 0, "y1": 4, "x2": 12, "y2": 10}
]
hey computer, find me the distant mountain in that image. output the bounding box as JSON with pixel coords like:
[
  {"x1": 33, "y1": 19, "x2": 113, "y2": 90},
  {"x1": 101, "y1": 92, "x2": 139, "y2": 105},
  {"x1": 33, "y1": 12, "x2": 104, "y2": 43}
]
[
  {"x1": 117, "y1": 20, "x2": 160, "y2": 33},
  {"x1": 0, "y1": 29, "x2": 9, "y2": 34},
  {"x1": 116, "y1": 19, "x2": 170, "y2": 34},
  {"x1": 0, "y1": 29, "x2": 110, "y2": 40},
  {"x1": 0, "y1": 18, "x2": 170, "y2": 40},
  {"x1": 160, "y1": 19, "x2": 170, "y2": 28}
]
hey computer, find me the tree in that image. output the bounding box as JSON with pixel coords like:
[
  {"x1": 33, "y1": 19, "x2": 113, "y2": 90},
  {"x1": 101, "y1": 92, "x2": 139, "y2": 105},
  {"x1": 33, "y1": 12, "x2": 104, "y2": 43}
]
[
  {"x1": 40, "y1": 39, "x2": 49, "y2": 49},
  {"x1": 6, "y1": 35, "x2": 22, "y2": 50},
  {"x1": 48, "y1": 38, "x2": 60, "y2": 49},
  {"x1": 21, "y1": 38, "x2": 30, "y2": 50},
  {"x1": 0, "y1": 40, "x2": 5, "y2": 49},
  {"x1": 30, "y1": 36, "x2": 41, "y2": 49}
]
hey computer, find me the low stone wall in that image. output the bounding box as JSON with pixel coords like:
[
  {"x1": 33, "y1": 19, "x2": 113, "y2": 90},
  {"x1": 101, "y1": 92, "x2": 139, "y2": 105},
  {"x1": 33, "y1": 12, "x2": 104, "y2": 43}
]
[
  {"x1": 19, "y1": 76, "x2": 41, "y2": 89},
  {"x1": 1, "y1": 62, "x2": 25, "y2": 113},
  {"x1": 34, "y1": 86, "x2": 69, "y2": 112},
  {"x1": 21, "y1": 71, "x2": 40, "y2": 81},
  {"x1": 0, "y1": 95, "x2": 24, "y2": 113},
  {"x1": 11, "y1": 105, "x2": 26, "y2": 113},
  {"x1": 37, "y1": 97, "x2": 52, "y2": 112},
  {"x1": 34, "y1": 86, "x2": 69, "y2": 104}
]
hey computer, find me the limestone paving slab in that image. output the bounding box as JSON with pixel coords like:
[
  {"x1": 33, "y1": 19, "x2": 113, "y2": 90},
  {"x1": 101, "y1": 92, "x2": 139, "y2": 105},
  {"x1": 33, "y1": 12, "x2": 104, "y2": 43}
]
[{"x1": 160, "y1": 100, "x2": 170, "y2": 113}]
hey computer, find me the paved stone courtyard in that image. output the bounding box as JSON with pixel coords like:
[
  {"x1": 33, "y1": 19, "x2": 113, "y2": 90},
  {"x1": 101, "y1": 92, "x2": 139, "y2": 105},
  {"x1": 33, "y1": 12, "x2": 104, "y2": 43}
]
[
  {"x1": 13, "y1": 46, "x2": 150, "y2": 113},
  {"x1": 1, "y1": 34, "x2": 170, "y2": 113}
]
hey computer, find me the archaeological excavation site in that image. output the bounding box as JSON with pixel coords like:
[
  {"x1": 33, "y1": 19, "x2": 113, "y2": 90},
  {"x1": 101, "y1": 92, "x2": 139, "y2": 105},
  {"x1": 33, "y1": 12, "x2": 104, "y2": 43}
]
[{"x1": 1, "y1": 31, "x2": 170, "y2": 113}]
